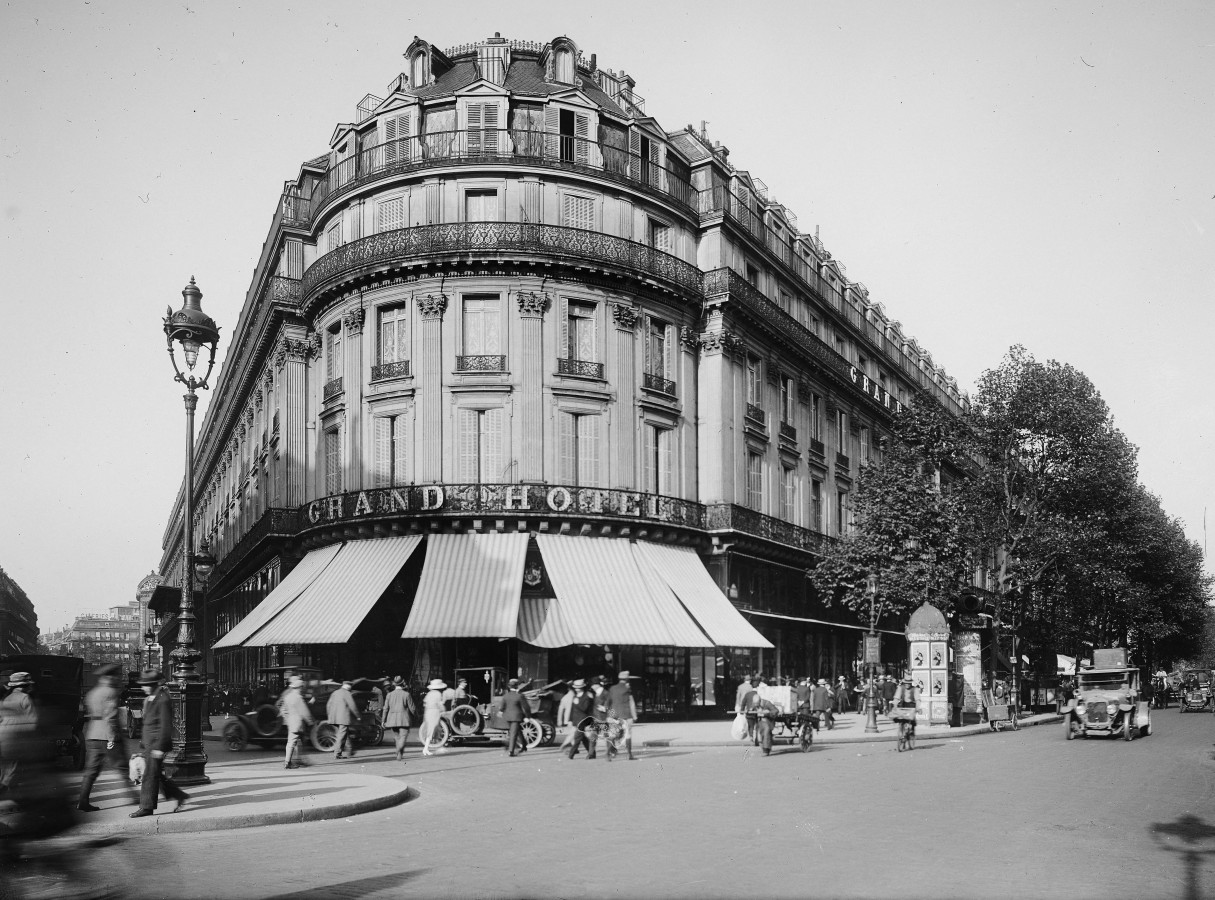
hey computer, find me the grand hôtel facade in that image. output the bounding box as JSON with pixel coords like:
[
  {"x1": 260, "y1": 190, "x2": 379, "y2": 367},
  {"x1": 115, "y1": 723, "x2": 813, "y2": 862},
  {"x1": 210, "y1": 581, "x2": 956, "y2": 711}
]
[{"x1": 156, "y1": 34, "x2": 968, "y2": 717}]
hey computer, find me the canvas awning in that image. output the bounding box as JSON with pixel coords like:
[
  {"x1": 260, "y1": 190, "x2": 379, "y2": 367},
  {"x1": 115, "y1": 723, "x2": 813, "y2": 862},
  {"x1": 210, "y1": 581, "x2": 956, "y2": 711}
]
[
  {"x1": 535, "y1": 534, "x2": 712, "y2": 647},
  {"x1": 401, "y1": 533, "x2": 529, "y2": 638},
  {"x1": 517, "y1": 597, "x2": 578, "y2": 648},
  {"x1": 212, "y1": 543, "x2": 343, "y2": 650},
  {"x1": 244, "y1": 535, "x2": 422, "y2": 646},
  {"x1": 633, "y1": 543, "x2": 773, "y2": 648}
]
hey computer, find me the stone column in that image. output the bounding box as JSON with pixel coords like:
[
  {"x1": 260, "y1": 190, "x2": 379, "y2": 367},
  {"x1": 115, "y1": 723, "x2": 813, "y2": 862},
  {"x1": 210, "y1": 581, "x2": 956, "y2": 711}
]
[
  {"x1": 610, "y1": 302, "x2": 639, "y2": 489},
  {"x1": 343, "y1": 304, "x2": 366, "y2": 487},
  {"x1": 417, "y1": 293, "x2": 447, "y2": 481},
  {"x1": 516, "y1": 291, "x2": 549, "y2": 482}
]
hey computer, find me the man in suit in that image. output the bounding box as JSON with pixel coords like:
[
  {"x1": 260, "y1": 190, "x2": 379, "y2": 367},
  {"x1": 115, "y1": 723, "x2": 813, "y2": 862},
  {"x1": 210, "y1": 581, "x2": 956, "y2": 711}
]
[
  {"x1": 881, "y1": 675, "x2": 898, "y2": 715},
  {"x1": 500, "y1": 678, "x2": 531, "y2": 757},
  {"x1": 810, "y1": 679, "x2": 835, "y2": 730},
  {"x1": 130, "y1": 670, "x2": 189, "y2": 818},
  {"x1": 280, "y1": 676, "x2": 314, "y2": 769},
  {"x1": 77, "y1": 663, "x2": 137, "y2": 811},
  {"x1": 565, "y1": 679, "x2": 596, "y2": 760},
  {"x1": 326, "y1": 679, "x2": 360, "y2": 760},
  {"x1": 602, "y1": 671, "x2": 639, "y2": 761}
]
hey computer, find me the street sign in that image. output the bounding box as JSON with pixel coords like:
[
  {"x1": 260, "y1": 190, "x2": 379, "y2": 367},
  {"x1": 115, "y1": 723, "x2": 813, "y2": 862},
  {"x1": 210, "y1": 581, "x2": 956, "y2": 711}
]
[
  {"x1": 957, "y1": 614, "x2": 987, "y2": 630},
  {"x1": 864, "y1": 635, "x2": 881, "y2": 664}
]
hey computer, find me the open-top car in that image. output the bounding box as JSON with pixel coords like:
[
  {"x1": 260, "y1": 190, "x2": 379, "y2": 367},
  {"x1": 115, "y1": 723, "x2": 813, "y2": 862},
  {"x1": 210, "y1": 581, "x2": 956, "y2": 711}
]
[
  {"x1": 222, "y1": 666, "x2": 383, "y2": 752},
  {"x1": 431, "y1": 666, "x2": 560, "y2": 751},
  {"x1": 1062, "y1": 650, "x2": 1151, "y2": 741}
]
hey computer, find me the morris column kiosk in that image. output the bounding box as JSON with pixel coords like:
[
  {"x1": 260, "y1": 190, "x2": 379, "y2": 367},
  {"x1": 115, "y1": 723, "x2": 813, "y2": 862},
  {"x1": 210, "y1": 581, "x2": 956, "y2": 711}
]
[{"x1": 906, "y1": 602, "x2": 951, "y2": 726}]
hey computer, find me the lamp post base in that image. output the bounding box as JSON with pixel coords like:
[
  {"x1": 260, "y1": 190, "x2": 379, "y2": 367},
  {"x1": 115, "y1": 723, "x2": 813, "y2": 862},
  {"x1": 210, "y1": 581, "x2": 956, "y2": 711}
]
[{"x1": 167, "y1": 680, "x2": 211, "y2": 785}]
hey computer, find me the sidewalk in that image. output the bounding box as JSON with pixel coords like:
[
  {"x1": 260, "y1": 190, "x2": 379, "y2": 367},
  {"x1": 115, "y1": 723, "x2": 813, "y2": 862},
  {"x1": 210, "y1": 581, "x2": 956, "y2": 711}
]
[
  {"x1": 633, "y1": 710, "x2": 1062, "y2": 747},
  {"x1": 65, "y1": 764, "x2": 412, "y2": 836}
]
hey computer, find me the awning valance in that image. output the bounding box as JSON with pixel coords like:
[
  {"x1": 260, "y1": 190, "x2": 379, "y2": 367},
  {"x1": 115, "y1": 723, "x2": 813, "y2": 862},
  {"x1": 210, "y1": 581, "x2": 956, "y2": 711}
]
[
  {"x1": 402, "y1": 533, "x2": 529, "y2": 639},
  {"x1": 213, "y1": 543, "x2": 342, "y2": 650},
  {"x1": 535, "y1": 534, "x2": 712, "y2": 647},
  {"x1": 633, "y1": 543, "x2": 773, "y2": 649},
  {"x1": 245, "y1": 535, "x2": 422, "y2": 647}
]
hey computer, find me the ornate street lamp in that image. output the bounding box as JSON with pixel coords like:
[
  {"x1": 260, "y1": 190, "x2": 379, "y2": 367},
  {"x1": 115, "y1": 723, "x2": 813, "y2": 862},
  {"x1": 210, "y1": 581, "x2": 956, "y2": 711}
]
[
  {"x1": 144, "y1": 627, "x2": 155, "y2": 669},
  {"x1": 162, "y1": 276, "x2": 220, "y2": 785},
  {"x1": 864, "y1": 572, "x2": 881, "y2": 735}
]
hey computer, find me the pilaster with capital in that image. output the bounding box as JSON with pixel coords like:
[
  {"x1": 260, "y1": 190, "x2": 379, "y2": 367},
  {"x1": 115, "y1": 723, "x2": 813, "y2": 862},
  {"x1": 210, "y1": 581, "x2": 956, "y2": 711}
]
[
  {"x1": 517, "y1": 292, "x2": 548, "y2": 479},
  {"x1": 418, "y1": 295, "x2": 446, "y2": 480}
]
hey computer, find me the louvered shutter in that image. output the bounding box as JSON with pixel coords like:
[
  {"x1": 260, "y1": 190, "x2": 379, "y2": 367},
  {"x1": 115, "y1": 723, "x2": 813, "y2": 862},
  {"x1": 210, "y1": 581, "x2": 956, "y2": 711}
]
[
  {"x1": 649, "y1": 140, "x2": 662, "y2": 189},
  {"x1": 578, "y1": 415, "x2": 600, "y2": 487},
  {"x1": 483, "y1": 103, "x2": 499, "y2": 154},
  {"x1": 629, "y1": 128, "x2": 642, "y2": 180},
  {"x1": 378, "y1": 197, "x2": 404, "y2": 232},
  {"x1": 663, "y1": 324, "x2": 674, "y2": 378},
  {"x1": 642, "y1": 314, "x2": 653, "y2": 375},
  {"x1": 560, "y1": 297, "x2": 570, "y2": 360},
  {"x1": 374, "y1": 418, "x2": 391, "y2": 487},
  {"x1": 483, "y1": 408, "x2": 504, "y2": 482},
  {"x1": 657, "y1": 427, "x2": 673, "y2": 495},
  {"x1": 574, "y1": 112, "x2": 589, "y2": 165},
  {"x1": 393, "y1": 415, "x2": 408, "y2": 485},
  {"x1": 641, "y1": 425, "x2": 656, "y2": 493},
  {"x1": 384, "y1": 113, "x2": 410, "y2": 165},
  {"x1": 559, "y1": 412, "x2": 577, "y2": 483},
  {"x1": 467, "y1": 104, "x2": 483, "y2": 154},
  {"x1": 545, "y1": 106, "x2": 560, "y2": 159},
  {"x1": 459, "y1": 409, "x2": 478, "y2": 481}
]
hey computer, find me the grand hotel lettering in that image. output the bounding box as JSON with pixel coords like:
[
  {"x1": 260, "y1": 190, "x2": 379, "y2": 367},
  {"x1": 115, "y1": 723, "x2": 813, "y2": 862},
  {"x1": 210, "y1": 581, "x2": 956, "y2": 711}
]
[
  {"x1": 849, "y1": 366, "x2": 905, "y2": 413},
  {"x1": 306, "y1": 484, "x2": 698, "y2": 526}
]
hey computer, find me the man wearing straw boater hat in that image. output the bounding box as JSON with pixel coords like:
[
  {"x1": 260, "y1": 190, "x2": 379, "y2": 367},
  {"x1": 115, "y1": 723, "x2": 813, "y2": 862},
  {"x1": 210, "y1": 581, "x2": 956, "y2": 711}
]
[
  {"x1": 130, "y1": 669, "x2": 190, "y2": 817},
  {"x1": 565, "y1": 679, "x2": 596, "y2": 760},
  {"x1": 0, "y1": 670, "x2": 37, "y2": 792}
]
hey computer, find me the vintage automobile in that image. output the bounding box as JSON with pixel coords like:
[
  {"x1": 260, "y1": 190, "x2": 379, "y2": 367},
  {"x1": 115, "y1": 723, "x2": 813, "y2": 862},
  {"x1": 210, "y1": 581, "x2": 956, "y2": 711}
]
[
  {"x1": 1177, "y1": 671, "x2": 1212, "y2": 713},
  {"x1": 1062, "y1": 654, "x2": 1151, "y2": 741},
  {"x1": 0, "y1": 653, "x2": 86, "y2": 768},
  {"x1": 431, "y1": 666, "x2": 559, "y2": 751},
  {"x1": 222, "y1": 666, "x2": 384, "y2": 752}
]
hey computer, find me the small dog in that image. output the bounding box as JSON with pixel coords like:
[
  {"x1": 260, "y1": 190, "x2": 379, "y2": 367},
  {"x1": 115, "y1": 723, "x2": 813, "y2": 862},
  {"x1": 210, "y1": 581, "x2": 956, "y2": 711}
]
[{"x1": 129, "y1": 754, "x2": 146, "y2": 785}]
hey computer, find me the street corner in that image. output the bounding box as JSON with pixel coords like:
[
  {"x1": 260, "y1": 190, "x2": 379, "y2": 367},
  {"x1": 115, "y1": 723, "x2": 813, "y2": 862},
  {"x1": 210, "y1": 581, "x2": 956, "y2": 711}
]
[{"x1": 71, "y1": 765, "x2": 415, "y2": 835}]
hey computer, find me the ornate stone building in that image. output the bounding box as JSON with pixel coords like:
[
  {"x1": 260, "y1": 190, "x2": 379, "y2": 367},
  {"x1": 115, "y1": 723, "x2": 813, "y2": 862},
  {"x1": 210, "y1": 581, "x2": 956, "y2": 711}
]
[
  {"x1": 158, "y1": 34, "x2": 968, "y2": 715},
  {"x1": 0, "y1": 565, "x2": 38, "y2": 657}
]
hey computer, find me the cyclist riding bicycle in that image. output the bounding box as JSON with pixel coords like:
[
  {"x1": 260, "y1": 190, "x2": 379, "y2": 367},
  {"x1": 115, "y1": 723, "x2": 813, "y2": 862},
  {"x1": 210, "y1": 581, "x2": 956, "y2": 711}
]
[{"x1": 893, "y1": 676, "x2": 918, "y2": 741}]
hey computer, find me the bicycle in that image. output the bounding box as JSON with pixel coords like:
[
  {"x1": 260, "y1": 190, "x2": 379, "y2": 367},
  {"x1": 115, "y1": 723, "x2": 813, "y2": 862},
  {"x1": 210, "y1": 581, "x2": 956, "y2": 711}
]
[{"x1": 891, "y1": 707, "x2": 917, "y2": 752}]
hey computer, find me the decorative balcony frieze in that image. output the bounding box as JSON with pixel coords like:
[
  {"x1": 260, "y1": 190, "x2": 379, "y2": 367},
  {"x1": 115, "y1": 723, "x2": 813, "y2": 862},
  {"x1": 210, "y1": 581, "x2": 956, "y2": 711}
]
[
  {"x1": 642, "y1": 372, "x2": 677, "y2": 396},
  {"x1": 371, "y1": 360, "x2": 412, "y2": 381},
  {"x1": 456, "y1": 355, "x2": 507, "y2": 372}
]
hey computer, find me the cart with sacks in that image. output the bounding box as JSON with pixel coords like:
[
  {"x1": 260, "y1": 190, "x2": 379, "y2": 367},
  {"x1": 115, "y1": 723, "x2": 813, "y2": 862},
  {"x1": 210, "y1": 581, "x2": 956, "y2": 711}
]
[{"x1": 731, "y1": 684, "x2": 816, "y2": 752}]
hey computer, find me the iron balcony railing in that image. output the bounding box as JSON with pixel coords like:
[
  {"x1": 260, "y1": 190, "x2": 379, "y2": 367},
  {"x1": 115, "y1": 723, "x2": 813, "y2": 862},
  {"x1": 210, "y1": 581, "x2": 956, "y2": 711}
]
[
  {"x1": 371, "y1": 359, "x2": 411, "y2": 381},
  {"x1": 304, "y1": 222, "x2": 704, "y2": 299},
  {"x1": 745, "y1": 403, "x2": 766, "y2": 425},
  {"x1": 456, "y1": 355, "x2": 507, "y2": 372},
  {"x1": 557, "y1": 357, "x2": 605, "y2": 379},
  {"x1": 297, "y1": 128, "x2": 696, "y2": 222},
  {"x1": 642, "y1": 372, "x2": 677, "y2": 396},
  {"x1": 779, "y1": 422, "x2": 797, "y2": 442},
  {"x1": 323, "y1": 377, "x2": 344, "y2": 402},
  {"x1": 704, "y1": 503, "x2": 833, "y2": 556},
  {"x1": 809, "y1": 438, "x2": 825, "y2": 457},
  {"x1": 836, "y1": 452, "x2": 851, "y2": 470}
]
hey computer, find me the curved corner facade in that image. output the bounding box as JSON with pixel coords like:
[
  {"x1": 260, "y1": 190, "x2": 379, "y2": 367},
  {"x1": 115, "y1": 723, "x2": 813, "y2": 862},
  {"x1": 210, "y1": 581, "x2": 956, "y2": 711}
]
[{"x1": 156, "y1": 34, "x2": 969, "y2": 717}]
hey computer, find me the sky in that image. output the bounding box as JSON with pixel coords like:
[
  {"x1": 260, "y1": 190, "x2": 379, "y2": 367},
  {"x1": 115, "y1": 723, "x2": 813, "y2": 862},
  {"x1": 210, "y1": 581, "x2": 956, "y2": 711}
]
[{"x1": 2, "y1": 1, "x2": 1212, "y2": 633}]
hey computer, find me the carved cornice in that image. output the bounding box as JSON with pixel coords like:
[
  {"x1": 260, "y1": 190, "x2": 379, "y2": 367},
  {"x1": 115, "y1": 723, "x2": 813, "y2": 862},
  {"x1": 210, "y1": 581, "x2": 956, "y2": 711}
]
[
  {"x1": 343, "y1": 306, "x2": 366, "y2": 334},
  {"x1": 515, "y1": 291, "x2": 550, "y2": 318},
  {"x1": 611, "y1": 303, "x2": 639, "y2": 331},
  {"x1": 698, "y1": 330, "x2": 743, "y2": 356},
  {"x1": 305, "y1": 331, "x2": 321, "y2": 358},
  {"x1": 418, "y1": 293, "x2": 448, "y2": 320},
  {"x1": 274, "y1": 336, "x2": 313, "y2": 370},
  {"x1": 679, "y1": 325, "x2": 699, "y2": 351}
]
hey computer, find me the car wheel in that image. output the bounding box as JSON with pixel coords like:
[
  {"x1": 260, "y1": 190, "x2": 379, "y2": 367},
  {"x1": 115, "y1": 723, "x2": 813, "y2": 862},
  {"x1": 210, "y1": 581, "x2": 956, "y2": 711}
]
[
  {"x1": 449, "y1": 704, "x2": 483, "y2": 737},
  {"x1": 224, "y1": 720, "x2": 249, "y2": 752},
  {"x1": 540, "y1": 722, "x2": 556, "y2": 746},
  {"x1": 368, "y1": 722, "x2": 385, "y2": 746},
  {"x1": 522, "y1": 718, "x2": 543, "y2": 750},
  {"x1": 1123, "y1": 715, "x2": 1134, "y2": 741},
  {"x1": 1145, "y1": 720, "x2": 1152, "y2": 736},
  {"x1": 310, "y1": 721, "x2": 337, "y2": 753},
  {"x1": 427, "y1": 718, "x2": 450, "y2": 750}
]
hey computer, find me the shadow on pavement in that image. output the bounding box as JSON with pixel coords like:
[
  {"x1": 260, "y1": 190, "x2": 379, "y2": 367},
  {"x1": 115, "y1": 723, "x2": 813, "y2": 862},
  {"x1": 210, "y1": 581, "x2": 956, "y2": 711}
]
[
  {"x1": 1150, "y1": 813, "x2": 1215, "y2": 900},
  {"x1": 197, "y1": 787, "x2": 347, "y2": 809},
  {"x1": 262, "y1": 869, "x2": 430, "y2": 899}
]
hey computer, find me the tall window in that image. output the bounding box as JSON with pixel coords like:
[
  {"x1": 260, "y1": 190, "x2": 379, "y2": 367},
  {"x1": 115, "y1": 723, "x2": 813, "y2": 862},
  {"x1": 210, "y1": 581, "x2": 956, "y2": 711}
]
[
  {"x1": 642, "y1": 424, "x2": 673, "y2": 495},
  {"x1": 464, "y1": 189, "x2": 499, "y2": 222},
  {"x1": 647, "y1": 218, "x2": 671, "y2": 252},
  {"x1": 466, "y1": 102, "x2": 500, "y2": 154},
  {"x1": 746, "y1": 356, "x2": 762, "y2": 405},
  {"x1": 645, "y1": 318, "x2": 672, "y2": 378},
  {"x1": 373, "y1": 415, "x2": 407, "y2": 487},
  {"x1": 745, "y1": 263, "x2": 759, "y2": 287},
  {"x1": 780, "y1": 466, "x2": 796, "y2": 522},
  {"x1": 325, "y1": 324, "x2": 343, "y2": 381},
  {"x1": 324, "y1": 428, "x2": 342, "y2": 495},
  {"x1": 780, "y1": 375, "x2": 795, "y2": 424},
  {"x1": 811, "y1": 393, "x2": 822, "y2": 440},
  {"x1": 746, "y1": 451, "x2": 763, "y2": 511},
  {"x1": 836, "y1": 491, "x2": 848, "y2": 536},
  {"x1": 566, "y1": 301, "x2": 596, "y2": 361},
  {"x1": 378, "y1": 304, "x2": 409, "y2": 365},
  {"x1": 859, "y1": 426, "x2": 871, "y2": 465},
  {"x1": 810, "y1": 479, "x2": 823, "y2": 531},
  {"x1": 559, "y1": 412, "x2": 601, "y2": 486},
  {"x1": 561, "y1": 194, "x2": 595, "y2": 230},
  {"x1": 326, "y1": 220, "x2": 343, "y2": 253},
  {"x1": 462, "y1": 295, "x2": 501, "y2": 355},
  {"x1": 458, "y1": 408, "x2": 505, "y2": 482},
  {"x1": 836, "y1": 409, "x2": 847, "y2": 454}
]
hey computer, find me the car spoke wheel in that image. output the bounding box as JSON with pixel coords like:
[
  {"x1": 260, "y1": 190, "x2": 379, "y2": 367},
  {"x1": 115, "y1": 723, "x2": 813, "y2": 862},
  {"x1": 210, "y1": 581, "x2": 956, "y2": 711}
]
[
  {"x1": 427, "y1": 718, "x2": 450, "y2": 750},
  {"x1": 367, "y1": 722, "x2": 385, "y2": 746},
  {"x1": 253, "y1": 704, "x2": 283, "y2": 738},
  {"x1": 223, "y1": 720, "x2": 249, "y2": 751},
  {"x1": 449, "y1": 704, "x2": 483, "y2": 737},
  {"x1": 522, "y1": 718, "x2": 543, "y2": 750},
  {"x1": 540, "y1": 722, "x2": 555, "y2": 746},
  {"x1": 1123, "y1": 715, "x2": 1134, "y2": 741},
  {"x1": 310, "y1": 721, "x2": 337, "y2": 753}
]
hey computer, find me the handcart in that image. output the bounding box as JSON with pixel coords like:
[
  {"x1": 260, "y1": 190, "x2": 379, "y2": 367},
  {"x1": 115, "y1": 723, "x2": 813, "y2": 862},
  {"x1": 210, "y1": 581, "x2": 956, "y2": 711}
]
[
  {"x1": 983, "y1": 690, "x2": 1020, "y2": 732},
  {"x1": 759, "y1": 685, "x2": 816, "y2": 752}
]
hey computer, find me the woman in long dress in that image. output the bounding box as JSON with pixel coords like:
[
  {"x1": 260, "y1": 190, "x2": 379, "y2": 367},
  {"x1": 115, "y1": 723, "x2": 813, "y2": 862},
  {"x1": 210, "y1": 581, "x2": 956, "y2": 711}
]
[{"x1": 419, "y1": 678, "x2": 446, "y2": 756}]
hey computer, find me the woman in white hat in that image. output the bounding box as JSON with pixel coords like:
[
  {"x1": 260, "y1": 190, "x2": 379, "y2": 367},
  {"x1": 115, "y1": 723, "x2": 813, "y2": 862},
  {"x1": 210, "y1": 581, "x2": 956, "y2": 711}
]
[{"x1": 419, "y1": 678, "x2": 447, "y2": 756}]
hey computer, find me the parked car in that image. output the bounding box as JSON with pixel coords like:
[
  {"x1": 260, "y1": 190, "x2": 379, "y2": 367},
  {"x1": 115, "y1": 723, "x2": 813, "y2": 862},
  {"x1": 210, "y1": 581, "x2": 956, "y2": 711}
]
[
  {"x1": 432, "y1": 666, "x2": 559, "y2": 751},
  {"x1": 222, "y1": 667, "x2": 383, "y2": 752},
  {"x1": 0, "y1": 654, "x2": 85, "y2": 768},
  {"x1": 1062, "y1": 655, "x2": 1151, "y2": 741}
]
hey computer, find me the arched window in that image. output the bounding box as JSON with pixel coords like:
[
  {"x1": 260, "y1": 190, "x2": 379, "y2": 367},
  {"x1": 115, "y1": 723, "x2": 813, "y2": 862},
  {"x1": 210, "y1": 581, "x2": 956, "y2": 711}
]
[{"x1": 555, "y1": 49, "x2": 574, "y2": 84}]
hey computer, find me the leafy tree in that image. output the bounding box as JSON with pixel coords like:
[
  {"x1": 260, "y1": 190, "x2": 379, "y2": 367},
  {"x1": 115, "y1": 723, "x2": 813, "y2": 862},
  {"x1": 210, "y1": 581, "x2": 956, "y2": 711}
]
[{"x1": 813, "y1": 397, "x2": 974, "y2": 624}]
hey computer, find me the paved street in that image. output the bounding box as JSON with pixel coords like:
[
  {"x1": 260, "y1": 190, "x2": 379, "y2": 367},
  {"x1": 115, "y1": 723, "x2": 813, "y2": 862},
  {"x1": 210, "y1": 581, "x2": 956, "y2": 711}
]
[{"x1": 67, "y1": 709, "x2": 1215, "y2": 899}]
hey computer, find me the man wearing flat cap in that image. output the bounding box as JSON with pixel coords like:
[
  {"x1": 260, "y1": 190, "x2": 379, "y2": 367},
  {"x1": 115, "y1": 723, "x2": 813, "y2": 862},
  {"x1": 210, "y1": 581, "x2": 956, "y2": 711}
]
[
  {"x1": 77, "y1": 664, "x2": 137, "y2": 811},
  {"x1": 130, "y1": 670, "x2": 190, "y2": 817}
]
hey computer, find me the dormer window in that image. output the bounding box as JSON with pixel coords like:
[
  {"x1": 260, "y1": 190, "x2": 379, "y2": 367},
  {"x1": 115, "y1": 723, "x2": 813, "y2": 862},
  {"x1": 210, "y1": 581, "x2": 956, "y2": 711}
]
[
  {"x1": 555, "y1": 49, "x2": 574, "y2": 83},
  {"x1": 410, "y1": 52, "x2": 427, "y2": 87}
]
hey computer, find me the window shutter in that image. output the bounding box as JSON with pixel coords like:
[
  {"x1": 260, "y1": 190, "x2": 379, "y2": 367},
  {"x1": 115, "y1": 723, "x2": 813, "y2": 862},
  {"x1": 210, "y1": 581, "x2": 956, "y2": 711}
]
[
  {"x1": 483, "y1": 103, "x2": 499, "y2": 154},
  {"x1": 641, "y1": 425, "x2": 656, "y2": 493},
  {"x1": 560, "y1": 297, "x2": 570, "y2": 359},
  {"x1": 578, "y1": 415, "x2": 600, "y2": 487},
  {"x1": 374, "y1": 418, "x2": 391, "y2": 487},
  {"x1": 559, "y1": 412, "x2": 576, "y2": 483},
  {"x1": 663, "y1": 324, "x2": 674, "y2": 379},
  {"x1": 384, "y1": 113, "x2": 410, "y2": 164},
  {"x1": 483, "y1": 407, "x2": 504, "y2": 482},
  {"x1": 467, "y1": 103, "x2": 483, "y2": 154},
  {"x1": 657, "y1": 427, "x2": 673, "y2": 495},
  {"x1": 378, "y1": 197, "x2": 404, "y2": 232},
  {"x1": 648, "y1": 140, "x2": 662, "y2": 189},
  {"x1": 642, "y1": 315, "x2": 653, "y2": 375},
  {"x1": 629, "y1": 128, "x2": 642, "y2": 179},
  {"x1": 545, "y1": 106, "x2": 560, "y2": 159},
  {"x1": 459, "y1": 409, "x2": 478, "y2": 481},
  {"x1": 393, "y1": 415, "x2": 408, "y2": 485},
  {"x1": 484, "y1": 299, "x2": 501, "y2": 354},
  {"x1": 574, "y1": 112, "x2": 589, "y2": 165}
]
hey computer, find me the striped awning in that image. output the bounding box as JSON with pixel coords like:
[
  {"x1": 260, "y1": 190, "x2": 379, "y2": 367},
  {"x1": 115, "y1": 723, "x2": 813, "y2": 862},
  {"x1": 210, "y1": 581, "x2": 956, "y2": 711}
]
[
  {"x1": 401, "y1": 533, "x2": 529, "y2": 638},
  {"x1": 212, "y1": 543, "x2": 342, "y2": 650},
  {"x1": 517, "y1": 597, "x2": 577, "y2": 648},
  {"x1": 634, "y1": 543, "x2": 773, "y2": 649},
  {"x1": 535, "y1": 534, "x2": 713, "y2": 647},
  {"x1": 243, "y1": 536, "x2": 422, "y2": 647}
]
